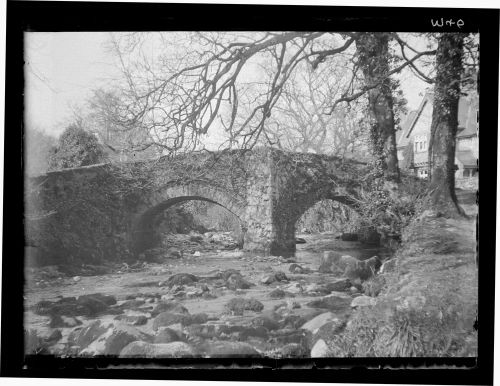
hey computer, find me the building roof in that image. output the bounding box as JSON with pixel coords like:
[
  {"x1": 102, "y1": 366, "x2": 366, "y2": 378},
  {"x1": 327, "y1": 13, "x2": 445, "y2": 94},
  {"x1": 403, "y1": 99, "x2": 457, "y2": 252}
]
[
  {"x1": 396, "y1": 91, "x2": 478, "y2": 149},
  {"x1": 455, "y1": 150, "x2": 477, "y2": 168},
  {"x1": 396, "y1": 92, "x2": 433, "y2": 149},
  {"x1": 395, "y1": 110, "x2": 417, "y2": 145}
]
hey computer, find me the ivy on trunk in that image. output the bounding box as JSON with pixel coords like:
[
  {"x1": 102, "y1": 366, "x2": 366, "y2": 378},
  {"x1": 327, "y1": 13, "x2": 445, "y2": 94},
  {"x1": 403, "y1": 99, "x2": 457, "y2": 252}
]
[
  {"x1": 428, "y1": 33, "x2": 467, "y2": 216},
  {"x1": 356, "y1": 33, "x2": 400, "y2": 183}
]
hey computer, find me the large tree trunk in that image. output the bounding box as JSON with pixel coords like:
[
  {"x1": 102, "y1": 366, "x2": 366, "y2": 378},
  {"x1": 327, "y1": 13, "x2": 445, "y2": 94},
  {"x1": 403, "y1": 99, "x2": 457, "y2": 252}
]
[
  {"x1": 356, "y1": 33, "x2": 400, "y2": 183},
  {"x1": 428, "y1": 33, "x2": 466, "y2": 216}
]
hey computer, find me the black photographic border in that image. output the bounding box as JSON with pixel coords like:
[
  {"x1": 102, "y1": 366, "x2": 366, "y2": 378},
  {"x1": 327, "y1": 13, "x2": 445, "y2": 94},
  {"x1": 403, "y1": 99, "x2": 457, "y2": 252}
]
[{"x1": 2, "y1": 2, "x2": 497, "y2": 384}]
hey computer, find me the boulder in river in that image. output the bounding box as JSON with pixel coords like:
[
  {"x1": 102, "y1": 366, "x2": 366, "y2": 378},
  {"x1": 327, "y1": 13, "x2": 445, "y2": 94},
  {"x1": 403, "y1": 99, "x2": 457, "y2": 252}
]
[
  {"x1": 260, "y1": 271, "x2": 288, "y2": 285},
  {"x1": 311, "y1": 339, "x2": 330, "y2": 357},
  {"x1": 154, "y1": 327, "x2": 185, "y2": 344},
  {"x1": 250, "y1": 314, "x2": 281, "y2": 331},
  {"x1": 318, "y1": 251, "x2": 344, "y2": 274},
  {"x1": 274, "y1": 271, "x2": 288, "y2": 282},
  {"x1": 70, "y1": 321, "x2": 152, "y2": 356},
  {"x1": 268, "y1": 288, "x2": 296, "y2": 299},
  {"x1": 289, "y1": 263, "x2": 310, "y2": 274},
  {"x1": 284, "y1": 282, "x2": 303, "y2": 294},
  {"x1": 189, "y1": 233, "x2": 204, "y2": 243},
  {"x1": 313, "y1": 319, "x2": 347, "y2": 344},
  {"x1": 34, "y1": 293, "x2": 117, "y2": 317},
  {"x1": 260, "y1": 274, "x2": 276, "y2": 285},
  {"x1": 185, "y1": 324, "x2": 218, "y2": 340},
  {"x1": 225, "y1": 297, "x2": 264, "y2": 315},
  {"x1": 301, "y1": 312, "x2": 340, "y2": 334},
  {"x1": 351, "y1": 295, "x2": 377, "y2": 308},
  {"x1": 166, "y1": 248, "x2": 183, "y2": 259},
  {"x1": 344, "y1": 256, "x2": 382, "y2": 281},
  {"x1": 325, "y1": 278, "x2": 351, "y2": 293},
  {"x1": 68, "y1": 320, "x2": 108, "y2": 350},
  {"x1": 49, "y1": 314, "x2": 82, "y2": 328},
  {"x1": 166, "y1": 273, "x2": 199, "y2": 287},
  {"x1": 151, "y1": 301, "x2": 189, "y2": 317},
  {"x1": 114, "y1": 314, "x2": 148, "y2": 326},
  {"x1": 335, "y1": 255, "x2": 359, "y2": 271},
  {"x1": 306, "y1": 292, "x2": 352, "y2": 312},
  {"x1": 44, "y1": 329, "x2": 63, "y2": 345},
  {"x1": 153, "y1": 312, "x2": 189, "y2": 331},
  {"x1": 226, "y1": 273, "x2": 254, "y2": 290}
]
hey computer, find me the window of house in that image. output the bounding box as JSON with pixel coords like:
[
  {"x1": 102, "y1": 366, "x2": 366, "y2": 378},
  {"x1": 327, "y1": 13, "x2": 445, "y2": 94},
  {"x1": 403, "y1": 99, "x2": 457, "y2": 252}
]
[
  {"x1": 414, "y1": 136, "x2": 428, "y2": 153},
  {"x1": 417, "y1": 169, "x2": 428, "y2": 179}
]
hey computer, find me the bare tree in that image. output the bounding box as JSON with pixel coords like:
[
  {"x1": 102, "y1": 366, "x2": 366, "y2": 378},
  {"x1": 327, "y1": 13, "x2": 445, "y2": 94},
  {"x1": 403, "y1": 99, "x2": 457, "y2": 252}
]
[
  {"x1": 263, "y1": 58, "x2": 370, "y2": 157},
  {"x1": 104, "y1": 32, "x2": 435, "y2": 165}
]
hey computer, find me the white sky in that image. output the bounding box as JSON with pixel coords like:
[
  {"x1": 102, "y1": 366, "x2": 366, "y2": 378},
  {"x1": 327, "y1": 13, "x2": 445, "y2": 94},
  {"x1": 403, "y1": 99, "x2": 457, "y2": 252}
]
[{"x1": 24, "y1": 32, "x2": 430, "y2": 137}]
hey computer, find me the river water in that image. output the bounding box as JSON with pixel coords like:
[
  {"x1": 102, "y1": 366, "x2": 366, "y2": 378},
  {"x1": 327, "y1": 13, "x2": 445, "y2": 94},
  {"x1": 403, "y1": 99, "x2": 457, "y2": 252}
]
[{"x1": 24, "y1": 232, "x2": 391, "y2": 357}]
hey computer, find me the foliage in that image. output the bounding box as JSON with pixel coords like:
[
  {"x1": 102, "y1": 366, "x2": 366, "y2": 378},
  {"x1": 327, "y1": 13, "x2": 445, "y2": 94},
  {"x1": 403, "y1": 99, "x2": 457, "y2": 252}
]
[
  {"x1": 326, "y1": 289, "x2": 477, "y2": 357},
  {"x1": 25, "y1": 166, "x2": 133, "y2": 266},
  {"x1": 48, "y1": 124, "x2": 107, "y2": 171},
  {"x1": 296, "y1": 200, "x2": 358, "y2": 234},
  {"x1": 351, "y1": 165, "x2": 428, "y2": 244}
]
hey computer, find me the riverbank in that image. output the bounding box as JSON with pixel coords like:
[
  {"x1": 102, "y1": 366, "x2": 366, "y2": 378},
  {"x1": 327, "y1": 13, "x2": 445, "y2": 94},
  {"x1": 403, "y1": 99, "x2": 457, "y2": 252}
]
[{"x1": 322, "y1": 188, "x2": 478, "y2": 356}]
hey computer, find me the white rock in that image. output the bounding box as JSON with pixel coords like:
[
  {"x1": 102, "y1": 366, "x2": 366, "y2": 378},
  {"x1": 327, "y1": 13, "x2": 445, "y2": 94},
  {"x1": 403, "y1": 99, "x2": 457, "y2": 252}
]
[
  {"x1": 380, "y1": 258, "x2": 397, "y2": 273},
  {"x1": 73, "y1": 276, "x2": 81, "y2": 282},
  {"x1": 350, "y1": 295, "x2": 376, "y2": 308},
  {"x1": 287, "y1": 300, "x2": 301, "y2": 309},
  {"x1": 260, "y1": 275, "x2": 275, "y2": 285},
  {"x1": 305, "y1": 283, "x2": 321, "y2": 293},
  {"x1": 301, "y1": 312, "x2": 339, "y2": 334},
  {"x1": 285, "y1": 282, "x2": 303, "y2": 294},
  {"x1": 311, "y1": 339, "x2": 330, "y2": 357}
]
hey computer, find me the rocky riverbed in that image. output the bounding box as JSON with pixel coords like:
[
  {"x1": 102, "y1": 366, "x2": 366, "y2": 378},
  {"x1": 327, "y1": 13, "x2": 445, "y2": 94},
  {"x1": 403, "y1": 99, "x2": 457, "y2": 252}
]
[{"x1": 24, "y1": 232, "x2": 391, "y2": 358}]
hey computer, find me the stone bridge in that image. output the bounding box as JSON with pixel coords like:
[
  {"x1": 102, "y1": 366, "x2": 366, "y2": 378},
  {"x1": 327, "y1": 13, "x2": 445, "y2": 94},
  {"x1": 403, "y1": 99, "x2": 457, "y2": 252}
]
[{"x1": 25, "y1": 148, "x2": 365, "y2": 264}]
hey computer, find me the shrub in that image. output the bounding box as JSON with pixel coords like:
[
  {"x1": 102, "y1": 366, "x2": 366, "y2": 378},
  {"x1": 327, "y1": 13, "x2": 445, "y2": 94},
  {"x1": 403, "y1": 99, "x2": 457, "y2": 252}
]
[
  {"x1": 48, "y1": 124, "x2": 107, "y2": 171},
  {"x1": 326, "y1": 289, "x2": 477, "y2": 357},
  {"x1": 351, "y1": 172, "x2": 428, "y2": 245}
]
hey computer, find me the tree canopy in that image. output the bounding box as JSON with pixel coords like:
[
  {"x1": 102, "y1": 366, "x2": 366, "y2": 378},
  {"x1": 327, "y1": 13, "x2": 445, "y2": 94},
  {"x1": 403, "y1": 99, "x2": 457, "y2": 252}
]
[{"x1": 48, "y1": 124, "x2": 107, "y2": 170}]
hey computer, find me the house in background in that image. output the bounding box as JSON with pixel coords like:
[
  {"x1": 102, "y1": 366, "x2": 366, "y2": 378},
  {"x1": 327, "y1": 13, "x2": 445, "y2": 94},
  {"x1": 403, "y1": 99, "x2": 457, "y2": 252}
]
[{"x1": 396, "y1": 90, "x2": 478, "y2": 179}]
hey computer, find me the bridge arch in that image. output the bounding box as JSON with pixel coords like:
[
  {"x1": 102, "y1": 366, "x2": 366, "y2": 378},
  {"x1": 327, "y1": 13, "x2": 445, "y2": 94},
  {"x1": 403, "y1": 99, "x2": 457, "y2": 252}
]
[
  {"x1": 268, "y1": 189, "x2": 359, "y2": 255},
  {"x1": 129, "y1": 183, "x2": 246, "y2": 255}
]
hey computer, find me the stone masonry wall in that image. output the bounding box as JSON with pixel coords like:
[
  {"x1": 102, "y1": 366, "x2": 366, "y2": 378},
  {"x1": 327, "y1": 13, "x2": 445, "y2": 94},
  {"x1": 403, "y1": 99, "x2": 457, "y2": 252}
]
[{"x1": 25, "y1": 148, "x2": 364, "y2": 265}]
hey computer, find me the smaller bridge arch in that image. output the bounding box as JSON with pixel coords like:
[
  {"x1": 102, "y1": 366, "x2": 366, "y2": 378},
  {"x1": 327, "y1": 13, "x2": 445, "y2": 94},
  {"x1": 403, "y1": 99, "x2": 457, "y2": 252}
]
[{"x1": 129, "y1": 183, "x2": 247, "y2": 254}]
